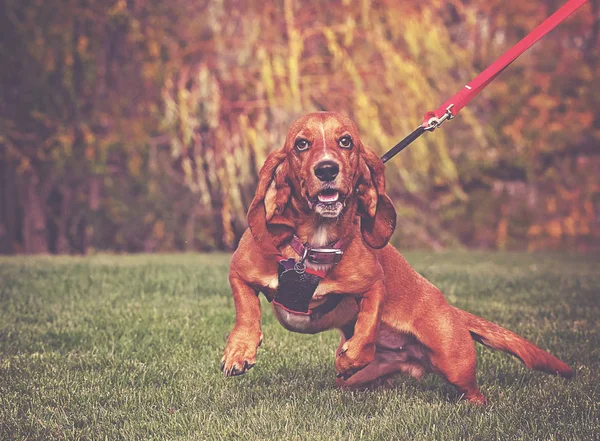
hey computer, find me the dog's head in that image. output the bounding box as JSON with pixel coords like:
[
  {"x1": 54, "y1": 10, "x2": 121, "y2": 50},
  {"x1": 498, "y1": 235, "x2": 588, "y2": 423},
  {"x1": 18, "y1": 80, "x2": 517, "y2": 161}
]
[{"x1": 248, "y1": 112, "x2": 396, "y2": 250}]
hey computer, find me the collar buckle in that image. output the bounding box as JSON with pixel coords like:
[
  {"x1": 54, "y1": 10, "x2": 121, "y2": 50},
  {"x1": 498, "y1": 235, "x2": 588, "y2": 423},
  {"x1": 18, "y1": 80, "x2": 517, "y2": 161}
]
[{"x1": 307, "y1": 248, "x2": 343, "y2": 265}]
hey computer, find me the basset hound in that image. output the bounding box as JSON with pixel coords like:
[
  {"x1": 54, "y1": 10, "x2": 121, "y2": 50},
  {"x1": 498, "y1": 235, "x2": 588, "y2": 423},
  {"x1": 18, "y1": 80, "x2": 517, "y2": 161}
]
[{"x1": 221, "y1": 112, "x2": 573, "y2": 404}]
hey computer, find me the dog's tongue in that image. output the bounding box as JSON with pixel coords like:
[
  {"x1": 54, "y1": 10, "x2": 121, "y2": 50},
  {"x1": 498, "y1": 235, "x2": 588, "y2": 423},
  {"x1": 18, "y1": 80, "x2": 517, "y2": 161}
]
[{"x1": 317, "y1": 190, "x2": 339, "y2": 203}]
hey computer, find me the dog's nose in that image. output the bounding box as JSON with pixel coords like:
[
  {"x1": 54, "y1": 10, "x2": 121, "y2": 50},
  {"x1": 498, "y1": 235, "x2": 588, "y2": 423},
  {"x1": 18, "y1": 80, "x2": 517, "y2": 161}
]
[{"x1": 314, "y1": 161, "x2": 339, "y2": 182}]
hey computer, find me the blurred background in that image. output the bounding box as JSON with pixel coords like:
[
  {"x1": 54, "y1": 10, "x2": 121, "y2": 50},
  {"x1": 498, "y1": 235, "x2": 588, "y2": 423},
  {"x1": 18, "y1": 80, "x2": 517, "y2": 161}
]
[{"x1": 0, "y1": 0, "x2": 598, "y2": 255}]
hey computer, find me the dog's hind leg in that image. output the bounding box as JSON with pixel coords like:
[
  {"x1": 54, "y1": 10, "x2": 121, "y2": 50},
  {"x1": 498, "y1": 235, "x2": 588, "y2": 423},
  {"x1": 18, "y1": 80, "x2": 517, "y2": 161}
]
[
  {"x1": 335, "y1": 326, "x2": 426, "y2": 389},
  {"x1": 428, "y1": 346, "x2": 486, "y2": 405},
  {"x1": 335, "y1": 349, "x2": 405, "y2": 388},
  {"x1": 416, "y1": 317, "x2": 486, "y2": 404},
  {"x1": 403, "y1": 306, "x2": 486, "y2": 404},
  {"x1": 334, "y1": 326, "x2": 397, "y2": 388}
]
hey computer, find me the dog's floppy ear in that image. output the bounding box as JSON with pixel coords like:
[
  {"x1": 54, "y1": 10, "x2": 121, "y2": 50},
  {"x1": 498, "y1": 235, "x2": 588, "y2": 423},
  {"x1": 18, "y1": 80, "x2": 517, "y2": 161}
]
[
  {"x1": 356, "y1": 147, "x2": 397, "y2": 249},
  {"x1": 247, "y1": 148, "x2": 293, "y2": 250}
]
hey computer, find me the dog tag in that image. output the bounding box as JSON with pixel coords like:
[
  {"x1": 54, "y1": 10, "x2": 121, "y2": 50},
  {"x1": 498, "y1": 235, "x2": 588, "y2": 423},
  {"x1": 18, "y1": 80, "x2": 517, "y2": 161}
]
[{"x1": 274, "y1": 258, "x2": 321, "y2": 313}]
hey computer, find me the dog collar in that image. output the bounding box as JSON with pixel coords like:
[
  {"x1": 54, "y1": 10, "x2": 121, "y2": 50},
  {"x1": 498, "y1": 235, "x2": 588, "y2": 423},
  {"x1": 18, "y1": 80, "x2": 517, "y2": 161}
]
[{"x1": 289, "y1": 235, "x2": 344, "y2": 268}]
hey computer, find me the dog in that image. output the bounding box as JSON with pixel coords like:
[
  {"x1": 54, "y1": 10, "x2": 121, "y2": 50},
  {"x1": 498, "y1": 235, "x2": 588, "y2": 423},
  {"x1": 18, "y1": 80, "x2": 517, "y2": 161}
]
[{"x1": 221, "y1": 112, "x2": 573, "y2": 404}]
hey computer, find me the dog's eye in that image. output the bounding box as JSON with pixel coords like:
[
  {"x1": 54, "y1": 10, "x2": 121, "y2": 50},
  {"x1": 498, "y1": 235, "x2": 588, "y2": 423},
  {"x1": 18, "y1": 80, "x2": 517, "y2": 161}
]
[
  {"x1": 338, "y1": 136, "x2": 353, "y2": 149},
  {"x1": 295, "y1": 138, "x2": 310, "y2": 151}
]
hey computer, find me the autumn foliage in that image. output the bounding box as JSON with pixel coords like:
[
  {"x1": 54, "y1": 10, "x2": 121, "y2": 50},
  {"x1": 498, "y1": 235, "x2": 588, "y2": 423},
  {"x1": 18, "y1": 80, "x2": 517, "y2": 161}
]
[{"x1": 0, "y1": 0, "x2": 598, "y2": 254}]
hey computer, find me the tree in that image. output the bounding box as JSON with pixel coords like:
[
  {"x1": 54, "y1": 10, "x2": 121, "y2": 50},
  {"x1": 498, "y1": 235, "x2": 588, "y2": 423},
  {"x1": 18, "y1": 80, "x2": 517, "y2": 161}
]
[{"x1": 1, "y1": 0, "x2": 597, "y2": 253}]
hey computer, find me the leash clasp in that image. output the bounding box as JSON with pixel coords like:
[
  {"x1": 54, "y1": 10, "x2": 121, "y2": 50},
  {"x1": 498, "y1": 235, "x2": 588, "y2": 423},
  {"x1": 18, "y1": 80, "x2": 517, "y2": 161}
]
[
  {"x1": 294, "y1": 245, "x2": 309, "y2": 274},
  {"x1": 424, "y1": 104, "x2": 455, "y2": 132}
]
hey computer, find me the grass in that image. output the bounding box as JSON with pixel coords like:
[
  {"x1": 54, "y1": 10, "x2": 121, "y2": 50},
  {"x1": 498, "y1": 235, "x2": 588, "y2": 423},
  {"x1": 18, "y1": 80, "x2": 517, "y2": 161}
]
[{"x1": 0, "y1": 251, "x2": 599, "y2": 440}]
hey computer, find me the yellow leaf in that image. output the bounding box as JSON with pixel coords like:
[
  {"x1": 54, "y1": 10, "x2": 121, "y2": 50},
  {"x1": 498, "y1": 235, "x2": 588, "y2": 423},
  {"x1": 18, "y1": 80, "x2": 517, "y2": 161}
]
[
  {"x1": 128, "y1": 154, "x2": 142, "y2": 177},
  {"x1": 153, "y1": 221, "x2": 165, "y2": 239},
  {"x1": 546, "y1": 220, "x2": 562, "y2": 239},
  {"x1": 148, "y1": 41, "x2": 160, "y2": 58},
  {"x1": 85, "y1": 146, "x2": 95, "y2": 160},
  {"x1": 17, "y1": 158, "x2": 31, "y2": 174},
  {"x1": 109, "y1": 0, "x2": 127, "y2": 15},
  {"x1": 546, "y1": 197, "x2": 557, "y2": 213},
  {"x1": 77, "y1": 36, "x2": 88, "y2": 53},
  {"x1": 563, "y1": 217, "x2": 576, "y2": 236}
]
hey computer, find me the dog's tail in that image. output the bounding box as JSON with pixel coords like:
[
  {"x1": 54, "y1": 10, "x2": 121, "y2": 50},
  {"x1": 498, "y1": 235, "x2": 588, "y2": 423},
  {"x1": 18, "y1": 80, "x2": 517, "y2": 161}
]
[{"x1": 453, "y1": 307, "x2": 574, "y2": 378}]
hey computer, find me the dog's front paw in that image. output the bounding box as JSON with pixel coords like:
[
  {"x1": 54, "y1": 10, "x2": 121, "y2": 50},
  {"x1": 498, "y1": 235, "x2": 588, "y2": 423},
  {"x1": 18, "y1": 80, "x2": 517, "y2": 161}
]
[
  {"x1": 335, "y1": 339, "x2": 376, "y2": 380},
  {"x1": 221, "y1": 330, "x2": 263, "y2": 377}
]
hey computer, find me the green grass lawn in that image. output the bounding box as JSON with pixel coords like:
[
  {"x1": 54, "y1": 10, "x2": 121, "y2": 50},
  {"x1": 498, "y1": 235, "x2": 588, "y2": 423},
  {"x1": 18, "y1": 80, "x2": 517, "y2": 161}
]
[{"x1": 0, "y1": 252, "x2": 599, "y2": 440}]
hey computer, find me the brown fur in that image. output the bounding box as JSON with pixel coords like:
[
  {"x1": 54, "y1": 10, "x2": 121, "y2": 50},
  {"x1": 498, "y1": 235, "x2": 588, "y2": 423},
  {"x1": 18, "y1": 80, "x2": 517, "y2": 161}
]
[{"x1": 221, "y1": 112, "x2": 573, "y2": 404}]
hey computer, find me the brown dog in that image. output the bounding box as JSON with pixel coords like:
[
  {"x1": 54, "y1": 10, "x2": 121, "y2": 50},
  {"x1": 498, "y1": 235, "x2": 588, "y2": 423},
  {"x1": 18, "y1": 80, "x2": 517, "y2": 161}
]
[{"x1": 221, "y1": 112, "x2": 573, "y2": 404}]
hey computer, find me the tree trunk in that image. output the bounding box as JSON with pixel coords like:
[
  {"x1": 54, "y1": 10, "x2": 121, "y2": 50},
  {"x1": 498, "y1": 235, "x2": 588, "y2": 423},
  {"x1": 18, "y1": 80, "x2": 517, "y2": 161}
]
[
  {"x1": 55, "y1": 186, "x2": 72, "y2": 254},
  {"x1": 83, "y1": 175, "x2": 101, "y2": 254},
  {"x1": 18, "y1": 169, "x2": 49, "y2": 254},
  {"x1": 184, "y1": 203, "x2": 200, "y2": 251},
  {"x1": 0, "y1": 156, "x2": 17, "y2": 254}
]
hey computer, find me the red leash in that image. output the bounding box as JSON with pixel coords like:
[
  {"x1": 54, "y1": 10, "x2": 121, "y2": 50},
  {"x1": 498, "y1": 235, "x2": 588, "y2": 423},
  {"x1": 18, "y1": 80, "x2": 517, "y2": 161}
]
[{"x1": 381, "y1": 0, "x2": 590, "y2": 164}]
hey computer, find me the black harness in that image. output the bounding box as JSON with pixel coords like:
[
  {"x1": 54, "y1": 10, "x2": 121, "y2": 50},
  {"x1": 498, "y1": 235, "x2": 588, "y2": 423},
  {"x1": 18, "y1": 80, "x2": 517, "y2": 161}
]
[{"x1": 271, "y1": 236, "x2": 344, "y2": 318}]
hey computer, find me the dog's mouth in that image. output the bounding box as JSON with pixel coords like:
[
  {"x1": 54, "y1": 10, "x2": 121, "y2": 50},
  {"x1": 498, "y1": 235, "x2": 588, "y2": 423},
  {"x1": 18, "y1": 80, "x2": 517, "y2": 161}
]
[
  {"x1": 317, "y1": 189, "x2": 340, "y2": 203},
  {"x1": 308, "y1": 189, "x2": 346, "y2": 218}
]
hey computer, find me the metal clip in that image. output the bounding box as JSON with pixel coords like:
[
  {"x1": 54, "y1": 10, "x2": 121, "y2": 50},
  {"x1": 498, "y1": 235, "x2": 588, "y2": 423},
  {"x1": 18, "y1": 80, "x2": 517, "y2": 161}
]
[
  {"x1": 294, "y1": 244, "x2": 309, "y2": 274},
  {"x1": 424, "y1": 104, "x2": 455, "y2": 131}
]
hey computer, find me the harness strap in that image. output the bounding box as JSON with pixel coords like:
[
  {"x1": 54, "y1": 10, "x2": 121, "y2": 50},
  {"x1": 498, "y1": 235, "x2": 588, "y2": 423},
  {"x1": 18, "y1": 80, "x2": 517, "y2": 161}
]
[
  {"x1": 289, "y1": 235, "x2": 308, "y2": 256},
  {"x1": 273, "y1": 294, "x2": 344, "y2": 318}
]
